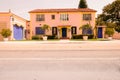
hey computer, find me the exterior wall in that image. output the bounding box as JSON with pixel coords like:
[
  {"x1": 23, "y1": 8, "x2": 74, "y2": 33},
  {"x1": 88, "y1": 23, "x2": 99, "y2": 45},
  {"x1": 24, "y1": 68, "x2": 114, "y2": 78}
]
[
  {"x1": 0, "y1": 13, "x2": 11, "y2": 40},
  {"x1": 97, "y1": 26, "x2": 106, "y2": 38},
  {"x1": 26, "y1": 21, "x2": 31, "y2": 40},
  {"x1": 11, "y1": 14, "x2": 27, "y2": 40},
  {"x1": 97, "y1": 26, "x2": 120, "y2": 39},
  {"x1": 0, "y1": 12, "x2": 27, "y2": 40},
  {"x1": 30, "y1": 11, "x2": 96, "y2": 39},
  {"x1": 113, "y1": 32, "x2": 120, "y2": 39}
]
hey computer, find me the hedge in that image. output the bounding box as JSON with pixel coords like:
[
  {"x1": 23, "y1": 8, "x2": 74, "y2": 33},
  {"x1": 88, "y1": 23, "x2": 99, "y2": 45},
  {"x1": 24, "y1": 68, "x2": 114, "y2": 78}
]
[
  {"x1": 47, "y1": 35, "x2": 58, "y2": 39},
  {"x1": 32, "y1": 35, "x2": 40, "y2": 40},
  {"x1": 72, "y1": 34, "x2": 94, "y2": 39}
]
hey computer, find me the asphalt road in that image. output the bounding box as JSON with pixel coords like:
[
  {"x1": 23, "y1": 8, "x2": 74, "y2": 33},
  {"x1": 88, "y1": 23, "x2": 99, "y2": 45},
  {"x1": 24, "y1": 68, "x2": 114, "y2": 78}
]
[
  {"x1": 0, "y1": 41, "x2": 120, "y2": 80},
  {"x1": 0, "y1": 50, "x2": 120, "y2": 80},
  {"x1": 0, "y1": 50, "x2": 120, "y2": 58}
]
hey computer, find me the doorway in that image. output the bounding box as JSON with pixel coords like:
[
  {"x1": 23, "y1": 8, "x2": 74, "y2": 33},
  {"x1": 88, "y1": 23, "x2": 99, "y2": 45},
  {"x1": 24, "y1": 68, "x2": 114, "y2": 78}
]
[
  {"x1": 98, "y1": 27, "x2": 103, "y2": 38},
  {"x1": 62, "y1": 28, "x2": 67, "y2": 38}
]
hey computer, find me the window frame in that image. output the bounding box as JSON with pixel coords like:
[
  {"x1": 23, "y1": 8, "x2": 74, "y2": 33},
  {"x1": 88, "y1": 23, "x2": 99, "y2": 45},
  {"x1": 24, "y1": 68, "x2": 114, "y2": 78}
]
[
  {"x1": 52, "y1": 27, "x2": 57, "y2": 35},
  {"x1": 51, "y1": 15, "x2": 55, "y2": 20},
  {"x1": 83, "y1": 14, "x2": 92, "y2": 21},
  {"x1": 35, "y1": 27, "x2": 45, "y2": 35},
  {"x1": 71, "y1": 26, "x2": 77, "y2": 35},
  {"x1": 60, "y1": 14, "x2": 69, "y2": 21},
  {"x1": 36, "y1": 14, "x2": 45, "y2": 21}
]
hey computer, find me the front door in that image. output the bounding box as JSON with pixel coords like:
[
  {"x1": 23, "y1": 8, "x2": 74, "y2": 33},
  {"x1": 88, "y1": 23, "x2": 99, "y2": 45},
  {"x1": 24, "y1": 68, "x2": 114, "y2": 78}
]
[
  {"x1": 98, "y1": 27, "x2": 103, "y2": 38},
  {"x1": 62, "y1": 28, "x2": 67, "y2": 38}
]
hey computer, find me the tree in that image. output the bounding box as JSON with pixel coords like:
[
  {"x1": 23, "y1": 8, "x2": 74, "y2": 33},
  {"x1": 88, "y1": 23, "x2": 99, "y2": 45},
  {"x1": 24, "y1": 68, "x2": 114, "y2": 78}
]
[
  {"x1": 105, "y1": 27, "x2": 115, "y2": 37},
  {"x1": 105, "y1": 23, "x2": 115, "y2": 37},
  {"x1": 78, "y1": 0, "x2": 88, "y2": 8},
  {"x1": 41, "y1": 24, "x2": 50, "y2": 36},
  {"x1": 98, "y1": 0, "x2": 120, "y2": 32},
  {"x1": 79, "y1": 24, "x2": 92, "y2": 35}
]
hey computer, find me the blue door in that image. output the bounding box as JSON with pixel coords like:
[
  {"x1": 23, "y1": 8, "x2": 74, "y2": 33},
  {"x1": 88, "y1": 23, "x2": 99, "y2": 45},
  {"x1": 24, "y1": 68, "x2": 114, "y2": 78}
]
[
  {"x1": 13, "y1": 25, "x2": 23, "y2": 40},
  {"x1": 62, "y1": 28, "x2": 67, "y2": 38},
  {"x1": 98, "y1": 27, "x2": 103, "y2": 38}
]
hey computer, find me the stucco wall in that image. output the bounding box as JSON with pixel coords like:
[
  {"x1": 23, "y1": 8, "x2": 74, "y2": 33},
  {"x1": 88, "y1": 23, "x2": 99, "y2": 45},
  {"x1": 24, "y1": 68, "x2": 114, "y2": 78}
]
[
  {"x1": 0, "y1": 13, "x2": 11, "y2": 40},
  {"x1": 0, "y1": 12, "x2": 27, "y2": 40},
  {"x1": 113, "y1": 32, "x2": 120, "y2": 39},
  {"x1": 30, "y1": 11, "x2": 96, "y2": 38}
]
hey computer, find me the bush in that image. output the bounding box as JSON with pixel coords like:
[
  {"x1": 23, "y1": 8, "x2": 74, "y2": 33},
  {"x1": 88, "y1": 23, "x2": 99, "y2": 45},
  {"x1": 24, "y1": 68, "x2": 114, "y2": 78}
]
[
  {"x1": 0, "y1": 29, "x2": 12, "y2": 38},
  {"x1": 72, "y1": 34, "x2": 94, "y2": 39},
  {"x1": 72, "y1": 35, "x2": 83, "y2": 39},
  {"x1": 47, "y1": 35, "x2": 58, "y2": 39},
  {"x1": 105, "y1": 27, "x2": 115, "y2": 37},
  {"x1": 32, "y1": 35, "x2": 40, "y2": 40},
  {"x1": 88, "y1": 35, "x2": 94, "y2": 39}
]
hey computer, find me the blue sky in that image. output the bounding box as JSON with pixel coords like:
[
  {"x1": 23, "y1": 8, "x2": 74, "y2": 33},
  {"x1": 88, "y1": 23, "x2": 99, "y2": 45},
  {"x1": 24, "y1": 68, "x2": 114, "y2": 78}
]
[{"x1": 0, "y1": 0, "x2": 115, "y2": 20}]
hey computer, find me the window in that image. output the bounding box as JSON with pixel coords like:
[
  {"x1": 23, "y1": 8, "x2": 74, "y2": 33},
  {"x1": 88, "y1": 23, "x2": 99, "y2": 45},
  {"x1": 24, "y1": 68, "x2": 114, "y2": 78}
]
[
  {"x1": 36, "y1": 14, "x2": 45, "y2": 21},
  {"x1": 82, "y1": 28, "x2": 92, "y2": 35},
  {"x1": 51, "y1": 15, "x2": 55, "y2": 20},
  {"x1": 60, "y1": 14, "x2": 69, "y2": 21},
  {"x1": 35, "y1": 27, "x2": 45, "y2": 35},
  {"x1": 52, "y1": 27, "x2": 57, "y2": 35},
  {"x1": 12, "y1": 18, "x2": 14, "y2": 21},
  {"x1": 83, "y1": 14, "x2": 91, "y2": 20},
  {"x1": 71, "y1": 26, "x2": 77, "y2": 34}
]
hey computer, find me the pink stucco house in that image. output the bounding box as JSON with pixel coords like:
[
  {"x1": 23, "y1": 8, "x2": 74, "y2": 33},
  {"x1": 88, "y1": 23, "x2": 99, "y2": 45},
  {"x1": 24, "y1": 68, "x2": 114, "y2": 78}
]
[{"x1": 29, "y1": 8, "x2": 97, "y2": 39}]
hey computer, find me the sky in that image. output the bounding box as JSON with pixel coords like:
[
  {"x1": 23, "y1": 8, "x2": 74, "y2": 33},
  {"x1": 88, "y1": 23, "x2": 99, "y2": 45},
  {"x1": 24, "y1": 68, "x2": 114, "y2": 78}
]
[{"x1": 0, "y1": 0, "x2": 115, "y2": 20}]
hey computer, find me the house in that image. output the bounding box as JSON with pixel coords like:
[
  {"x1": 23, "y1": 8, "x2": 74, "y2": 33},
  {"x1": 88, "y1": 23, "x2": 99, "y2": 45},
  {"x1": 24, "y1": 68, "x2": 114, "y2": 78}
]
[
  {"x1": 29, "y1": 8, "x2": 96, "y2": 39},
  {"x1": 0, "y1": 11, "x2": 27, "y2": 41}
]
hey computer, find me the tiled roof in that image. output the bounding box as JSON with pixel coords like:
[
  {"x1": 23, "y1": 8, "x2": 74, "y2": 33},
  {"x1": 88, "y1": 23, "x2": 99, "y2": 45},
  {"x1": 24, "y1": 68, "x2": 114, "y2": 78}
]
[{"x1": 29, "y1": 8, "x2": 97, "y2": 13}]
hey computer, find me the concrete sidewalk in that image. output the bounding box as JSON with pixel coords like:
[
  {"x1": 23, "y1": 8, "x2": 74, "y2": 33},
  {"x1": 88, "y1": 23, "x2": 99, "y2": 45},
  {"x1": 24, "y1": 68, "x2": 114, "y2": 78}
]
[{"x1": 0, "y1": 40, "x2": 120, "y2": 50}]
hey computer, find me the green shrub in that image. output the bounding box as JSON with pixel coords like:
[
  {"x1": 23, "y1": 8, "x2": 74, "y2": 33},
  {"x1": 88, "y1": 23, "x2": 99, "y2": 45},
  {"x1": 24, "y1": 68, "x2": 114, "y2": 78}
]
[
  {"x1": 0, "y1": 29, "x2": 12, "y2": 38},
  {"x1": 32, "y1": 35, "x2": 40, "y2": 40},
  {"x1": 72, "y1": 34, "x2": 94, "y2": 39},
  {"x1": 72, "y1": 34, "x2": 83, "y2": 39},
  {"x1": 105, "y1": 27, "x2": 115, "y2": 37},
  {"x1": 47, "y1": 35, "x2": 58, "y2": 39},
  {"x1": 88, "y1": 35, "x2": 94, "y2": 39}
]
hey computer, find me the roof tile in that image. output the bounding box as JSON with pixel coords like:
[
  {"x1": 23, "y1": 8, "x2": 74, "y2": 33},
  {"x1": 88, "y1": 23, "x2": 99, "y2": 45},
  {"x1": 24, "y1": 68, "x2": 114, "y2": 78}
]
[{"x1": 29, "y1": 8, "x2": 97, "y2": 13}]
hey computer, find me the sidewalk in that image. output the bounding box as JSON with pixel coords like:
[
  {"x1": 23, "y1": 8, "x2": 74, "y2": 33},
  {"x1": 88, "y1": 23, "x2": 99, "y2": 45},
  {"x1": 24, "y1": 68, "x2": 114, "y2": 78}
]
[{"x1": 0, "y1": 40, "x2": 120, "y2": 50}]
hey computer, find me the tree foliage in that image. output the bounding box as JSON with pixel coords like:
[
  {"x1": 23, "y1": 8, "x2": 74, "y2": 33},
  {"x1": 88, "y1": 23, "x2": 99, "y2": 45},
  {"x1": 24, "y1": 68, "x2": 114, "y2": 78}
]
[
  {"x1": 98, "y1": 0, "x2": 120, "y2": 32},
  {"x1": 78, "y1": 0, "x2": 88, "y2": 8},
  {"x1": 79, "y1": 24, "x2": 92, "y2": 35},
  {"x1": 41, "y1": 24, "x2": 50, "y2": 36}
]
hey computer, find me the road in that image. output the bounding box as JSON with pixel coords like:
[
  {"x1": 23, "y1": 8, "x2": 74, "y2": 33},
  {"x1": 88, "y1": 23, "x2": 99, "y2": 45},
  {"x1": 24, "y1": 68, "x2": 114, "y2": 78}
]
[{"x1": 0, "y1": 41, "x2": 120, "y2": 80}]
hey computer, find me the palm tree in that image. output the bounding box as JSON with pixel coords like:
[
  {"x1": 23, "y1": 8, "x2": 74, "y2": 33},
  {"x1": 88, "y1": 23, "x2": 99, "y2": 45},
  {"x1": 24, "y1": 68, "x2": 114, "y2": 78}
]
[
  {"x1": 41, "y1": 24, "x2": 50, "y2": 40},
  {"x1": 79, "y1": 24, "x2": 92, "y2": 40},
  {"x1": 41, "y1": 24, "x2": 50, "y2": 36}
]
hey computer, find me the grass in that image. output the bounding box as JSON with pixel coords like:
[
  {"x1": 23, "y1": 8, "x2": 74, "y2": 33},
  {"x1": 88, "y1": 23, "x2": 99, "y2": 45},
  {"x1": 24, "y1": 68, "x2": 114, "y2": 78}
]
[
  {"x1": 70, "y1": 38, "x2": 109, "y2": 41},
  {"x1": 10, "y1": 39, "x2": 60, "y2": 42},
  {"x1": 9, "y1": 38, "x2": 110, "y2": 42}
]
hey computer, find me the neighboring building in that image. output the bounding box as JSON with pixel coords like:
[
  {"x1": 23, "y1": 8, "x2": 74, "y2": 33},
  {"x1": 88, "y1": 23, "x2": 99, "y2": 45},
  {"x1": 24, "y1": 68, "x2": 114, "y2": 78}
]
[
  {"x1": 0, "y1": 11, "x2": 27, "y2": 40},
  {"x1": 25, "y1": 21, "x2": 31, "y2": 40},
  {"x1": 97, "y1": 26, "x2": 106, "y2": 38},
  {"x1": 29, "y1": 8, "x2": 96, "y2": 39}
]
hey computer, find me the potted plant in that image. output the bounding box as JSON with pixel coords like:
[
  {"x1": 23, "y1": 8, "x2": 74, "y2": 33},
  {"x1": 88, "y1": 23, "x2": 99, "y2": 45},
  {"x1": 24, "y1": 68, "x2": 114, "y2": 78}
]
[
  {"x1": 0, "y1": 28, "x2": 12, "y2": 41},
  {"x1": 41, "y1": 24, "x2": 50, "y2": 41},
  {"x1": 80, "y1": 24, "x2": 92, "y2": 40}
]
